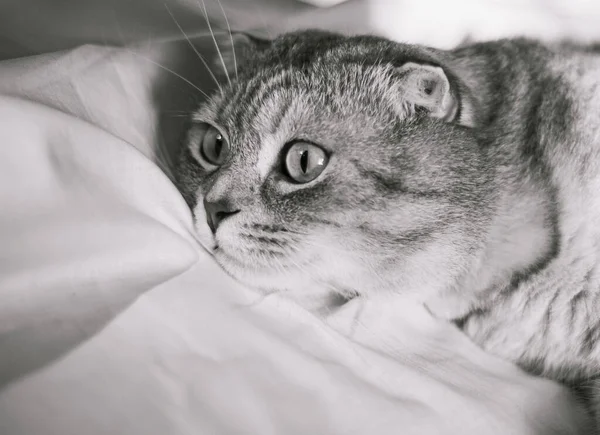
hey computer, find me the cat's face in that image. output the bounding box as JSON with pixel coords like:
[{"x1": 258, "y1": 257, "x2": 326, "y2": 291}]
[{"x1": 176, "y1": 31, "x2": 494, "y2": 309}]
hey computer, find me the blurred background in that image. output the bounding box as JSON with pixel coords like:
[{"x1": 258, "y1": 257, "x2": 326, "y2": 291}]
[
  {"x1": 2, "y1": 0, "x2": 597, "y2": 174},
  {"x1": 1, "y1": 0, "x2": 600, "y2": 60}
]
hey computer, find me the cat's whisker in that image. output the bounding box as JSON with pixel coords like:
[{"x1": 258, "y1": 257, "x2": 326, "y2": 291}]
[
  {"x1": 103, "y1": 16, "x2": 181, "y2": 177},
  {"x1": 215, "y1": 0, "x2": 238, "y2": 81},
  {"x1": 276, "y1": 228, "x2": 308, "y2": 236},
  {"x1": 266, "y1": 229, "x2": 384, "y2": 285},
  {"x1": 275, "y1": 250, "x2": 308, "y2": 274},
  {"x1": 302, "y1": 238, "x2": 357, "y2": 255},
  {"x1": 268, "y1": 250, "x2": 300, "y2": 274},
  {"x1": 164, "y1": 3, "x2": 222, "y2": 92},
  {"x1": 247, "y1": 1, "x2": 274, "y2": 40},
  {"x1": 123, "y1": 47, "x2": 210, "y2": 99},
  {"x1": 243, "y1": 246, "x2": 288, "y2": 274},
  {"x1": 198, "y1": 0, "x2": 231, "y2": 85},
  {"x1": 108, "y1": 9, "x2": 209, "y2": 100}
]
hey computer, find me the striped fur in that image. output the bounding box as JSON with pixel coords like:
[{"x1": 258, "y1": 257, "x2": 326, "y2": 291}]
[{"x1": 175, "y1": 31, "x2": 600, "y2": 423}]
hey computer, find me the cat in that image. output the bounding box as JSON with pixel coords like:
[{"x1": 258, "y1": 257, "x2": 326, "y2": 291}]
[{"x1": 175, "y1": 30, "x2": 600, "y2": 425}]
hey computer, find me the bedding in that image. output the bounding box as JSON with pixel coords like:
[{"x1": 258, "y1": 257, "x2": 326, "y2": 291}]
[{"x1": 0, "y1": 1, "x2": 599, "y2": 434}]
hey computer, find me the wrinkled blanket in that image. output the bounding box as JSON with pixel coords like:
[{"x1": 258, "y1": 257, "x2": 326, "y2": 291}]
[{"x1": 1, "y1": 1, "x2": 599, "y2": 434}]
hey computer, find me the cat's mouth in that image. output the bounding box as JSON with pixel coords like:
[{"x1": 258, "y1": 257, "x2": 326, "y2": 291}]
[
  {"x1": 211, "y1": 241, "x2": 293, "y2": 273},
  {"x1": 211, "y1": 237, "x2": 363, "y2": 314},
  {"x1": 214, "y1": 243, "x2": 309, "y2": 273},
  {"x1": 212, "y1": 227, "x2": 305, "y2": 269}
]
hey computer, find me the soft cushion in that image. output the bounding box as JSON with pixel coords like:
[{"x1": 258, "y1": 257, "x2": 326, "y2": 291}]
[{"x1": 0, "y1": 92, "x2": 199, "y2": 387}]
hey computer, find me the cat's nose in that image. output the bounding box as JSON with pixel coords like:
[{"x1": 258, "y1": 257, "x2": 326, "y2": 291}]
[{"x1": 203, "y1": 198, "x2": 240, "y2": 234}]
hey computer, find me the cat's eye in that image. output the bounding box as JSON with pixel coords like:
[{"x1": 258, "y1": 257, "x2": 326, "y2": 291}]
[
  {"x1": 199, "y1": 124, "x2": 229, "y2": 166},
  {"x1": 284, "y1": 142, "x2": 328, "y2": 183}
]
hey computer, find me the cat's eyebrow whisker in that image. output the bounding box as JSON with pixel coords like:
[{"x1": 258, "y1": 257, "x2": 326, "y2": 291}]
[
  {"x1": 164, "y1": 3, "x2": 222, "y2": 92},
  {"x1": 123, "y1": 47, "x2": 210, "y2": 99},
  {"x1": 215, "y1": 0, "x2": 238, "y2": 81},
  {"x1": 108, "y1": 10, "x2": 209, "y2": 99},
  {"x1": 198, "y1": 0, "x2": 231, "y2": 86}
]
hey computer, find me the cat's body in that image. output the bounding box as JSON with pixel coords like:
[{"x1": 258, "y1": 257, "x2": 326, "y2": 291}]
[
  {"x1": 175, "y1": 31, "x2": 600, "y2": 424},
  {"x1": 449, "y1": 40, "x2": 600, "y2": 410},
  {"x1": 437, "y1": 40, "x2": 600, "y2": 384}
]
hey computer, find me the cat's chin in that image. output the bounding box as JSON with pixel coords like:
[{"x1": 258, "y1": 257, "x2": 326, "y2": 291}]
[{"x1": 212, "y1": 248, "x2": 355, "y2": 315}]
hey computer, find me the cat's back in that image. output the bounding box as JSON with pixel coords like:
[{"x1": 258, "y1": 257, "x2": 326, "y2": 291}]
[
  {"x1": 536, "y1": 42, "x2": 600, "y2": 227},
  {"x1": 545, "y1": 42, "x2": 600, "y2": 179},
  {"x1": 460, "y1": 39, "x2": 600, "y2": 382},
  {"x1": 535, "y1": 42, "x2": 600, "y2": 264},
  {"x1": 457, "y1": 38, "x2": 600, "y2": 208}
]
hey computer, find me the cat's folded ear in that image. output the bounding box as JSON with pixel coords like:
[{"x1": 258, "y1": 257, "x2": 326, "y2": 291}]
[
  {"x1": 213, "y1": 32, "x2": 271, "y2": 79},
  {"x1": 396, "y1": 62, "x2": 473, "y2": 127}
]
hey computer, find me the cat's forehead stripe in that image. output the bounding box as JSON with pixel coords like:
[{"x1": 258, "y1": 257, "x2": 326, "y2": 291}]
[
  {"x1": 204, "y1": 59, "x2": 407, "y2": 180},
  {"x1": 256, "y1": 135, "x2": 281, "y2": 179},
  {"x1": 252, "y1": 93, "x2": 297, "y2": 179}
]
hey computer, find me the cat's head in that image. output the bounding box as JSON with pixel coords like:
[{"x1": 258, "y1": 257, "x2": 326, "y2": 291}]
[{"x1": 176, "y1": 30, "x2": 495, "y2": 310}]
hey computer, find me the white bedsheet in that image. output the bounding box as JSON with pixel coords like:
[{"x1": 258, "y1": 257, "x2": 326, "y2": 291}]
[{"x1": 0, "y1": 1, "x2": 597, "y2": 434}]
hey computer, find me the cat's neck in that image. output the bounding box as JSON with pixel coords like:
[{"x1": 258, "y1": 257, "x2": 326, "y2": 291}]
[
  {"x1": 426, "y1": 181, "x2": 556, "y2": 320},
  {"x1": 470, "y1": 181, "x2": 557, "y2": 301},
  {"x1": 427, "y1": 40, "x2": 561, "y2": 319}
]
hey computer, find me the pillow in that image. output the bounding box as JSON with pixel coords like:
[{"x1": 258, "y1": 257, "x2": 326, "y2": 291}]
[{"x1": 0, "y1": 93, "x2": 198, "y2": 388}]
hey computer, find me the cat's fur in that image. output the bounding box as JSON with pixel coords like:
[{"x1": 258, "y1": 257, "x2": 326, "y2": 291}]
[{"x1": 175, "y1": 31, "x2": 600, "y2": 423}]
